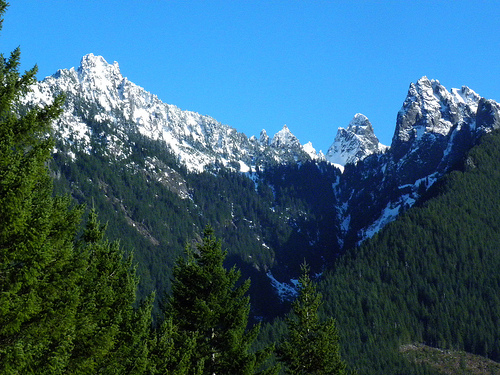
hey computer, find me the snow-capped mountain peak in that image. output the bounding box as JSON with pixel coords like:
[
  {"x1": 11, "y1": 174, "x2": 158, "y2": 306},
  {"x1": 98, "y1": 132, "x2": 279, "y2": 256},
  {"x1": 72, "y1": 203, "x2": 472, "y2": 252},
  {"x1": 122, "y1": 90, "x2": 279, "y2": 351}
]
[
  {"x1": 392, "y1": 76, "x2": 482, "y2": 159},
  {"x1": 450, "y1": 86, "x2": 481, "y2": 109},
  {"x1": 336, "y1": 77, "x2": 500, "y2": 247},
  {"x1": 302, "y1": 141, "x2": 325, "y2": 161},
  {"x1": 270, "y1": 125, "x2": 302, "y2": 149},
  {"x1": 21, "y1": 59, "x2": 500, "y2": 271},
  {"x1": 325, "y1": 113, "x2": 387, "y2": 167},
  {"x1": 25, "y1": 54, "x2": 318, "y2": 173},
  {"x1": 78, "y1": 53, "x2": 121, "y2": 78},
  {"x1": 348, "y1": 113, "x2": 373, "y2": 132},
  {"x1": 259, "y1": 129, "x2": 270, "y2": 145}
]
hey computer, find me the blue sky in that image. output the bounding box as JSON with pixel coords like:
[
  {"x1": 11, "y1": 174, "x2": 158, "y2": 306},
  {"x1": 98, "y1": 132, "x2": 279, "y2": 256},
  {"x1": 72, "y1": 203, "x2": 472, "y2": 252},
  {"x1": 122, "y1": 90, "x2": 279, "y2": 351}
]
[{"x1": 2, "y1": 1, "x2": 499, "y2": 152}]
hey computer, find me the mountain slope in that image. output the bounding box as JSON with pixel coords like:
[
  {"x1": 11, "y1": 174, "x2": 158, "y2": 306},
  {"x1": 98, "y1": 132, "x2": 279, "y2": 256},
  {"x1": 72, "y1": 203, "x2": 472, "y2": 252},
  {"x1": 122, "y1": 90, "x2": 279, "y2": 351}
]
[
  {"x1": 320, "y1": 129, "x2": 500, "y2": 374},
  {"x1": 335, "y1": 76, "x2": 500, "y2": 249},
  {"x1": 20, "y1": 55, "x2": 500, "y2": 321},
  {"x1": 28, "y1": 55, "x2": 500, "y2": 250},
  {"x1": 325, "y1": 113, "x2": 388, "y2": 167}
]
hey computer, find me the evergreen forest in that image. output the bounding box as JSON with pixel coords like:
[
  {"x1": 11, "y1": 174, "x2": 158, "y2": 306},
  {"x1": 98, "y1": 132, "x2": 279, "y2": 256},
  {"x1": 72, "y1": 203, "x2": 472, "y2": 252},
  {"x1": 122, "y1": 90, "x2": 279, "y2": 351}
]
[
  {"x1": 317, "y1": 130, "x2": 500, "y2": 373},
  {"x1": 0, "y1": 3, "x2": 345, "y2": 373},
  {"x1": 1, "y1": 2, "x2": 500, "y2": 373}
]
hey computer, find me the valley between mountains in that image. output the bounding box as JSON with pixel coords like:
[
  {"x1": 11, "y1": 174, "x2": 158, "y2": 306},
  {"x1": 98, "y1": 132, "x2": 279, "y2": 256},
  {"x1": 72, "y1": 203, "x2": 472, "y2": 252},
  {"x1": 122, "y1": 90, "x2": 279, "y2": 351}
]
[{"x1": 21, "y1": 54, "x2": 500, "y2": 373}]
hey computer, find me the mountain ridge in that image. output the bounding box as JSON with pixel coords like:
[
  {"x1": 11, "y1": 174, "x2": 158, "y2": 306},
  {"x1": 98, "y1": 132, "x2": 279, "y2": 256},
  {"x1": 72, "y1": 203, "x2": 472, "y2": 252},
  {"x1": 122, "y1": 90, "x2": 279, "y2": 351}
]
[
  {"x1": 20, "y1": 54, "x2": 500, "y2": 316},
  {"x1": 334, "y1": 76, "x2": 500, "y2": 247},
  {"x1": 25, "y1": 54, "x2": 325, "y2": 173},
  {"x1": 24, "y1": 54, "x2": 500, "y2": 248},
  {"x1": 326, "y1": 113, "x2": 388, "y2": 168},
  {"x1": 26, "y1": 54, "x2": 394, "y2": 173}
]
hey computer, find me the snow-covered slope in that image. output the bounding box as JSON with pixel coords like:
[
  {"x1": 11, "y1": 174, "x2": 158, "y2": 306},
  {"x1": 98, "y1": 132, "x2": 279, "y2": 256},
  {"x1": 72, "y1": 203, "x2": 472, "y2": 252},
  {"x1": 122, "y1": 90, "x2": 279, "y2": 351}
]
[
  {"x1": 23, "y1": 58, "x2": 500, "y2": 253},
  {"x1": 392, "y1": 76, "x2": 481, "y2": 160},
  {"x1": 270, "y1": 125, "x2": 302, "y2": 149},
  {"x1": 24, "y1": 54, "x2": 317, "y2": 173}
]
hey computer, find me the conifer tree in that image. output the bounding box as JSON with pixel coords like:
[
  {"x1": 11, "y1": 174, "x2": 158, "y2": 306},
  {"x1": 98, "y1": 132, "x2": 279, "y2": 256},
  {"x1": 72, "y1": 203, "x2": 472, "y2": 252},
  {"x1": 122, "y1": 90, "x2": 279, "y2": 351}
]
[
  {"x1": 0, "y1": 2, "x2": 83, "y2": 372},
  {"x1": 149, "y1": 316, "x2": 203, "y2": 375},
  {"x1": 0, "y1": 5, "x2": 152, "y2": 372},
  {"x1": 165, "y1": 226, "x2": 277, "y2": 375},
  {"x1": 278, "y1": 262, "x2": 346, "y2": 375},
  {"x1": 100, "y1": 291, "x2": 154, "y2": 375},
  {"x1": 68, "y1": 208, "x2": 152, "y2": 374}
]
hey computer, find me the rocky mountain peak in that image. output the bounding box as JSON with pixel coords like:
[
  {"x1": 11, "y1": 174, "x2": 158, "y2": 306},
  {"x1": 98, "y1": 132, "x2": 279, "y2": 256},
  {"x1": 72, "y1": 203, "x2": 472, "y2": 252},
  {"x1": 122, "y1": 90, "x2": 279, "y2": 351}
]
[
  {"x1": 336, "y1": 82, "x2": 500, "y2": 247},
  {"x1": 79, "y1": 53, "x2": 120, "y2": 73},
  {"x1": 476, "y1": 98, "x2": 500, "y2": 131},
  {"x1": 75, "y1": 54, "x2": 123, "y2": 90},
  {"x1": 259, "y1": 129, "x2": 270, "y2": 145},
  {"x1": 391, "y1": 77, "x2": 482, "y2": 160},
  {"x1": 346, "y1": 113, "x2": 374, "y2": 134},
  {"x1": 270, "y1": 125, "x2": 302, "y2": 149},
  {"x1": 325, "y1": 114, "x2": 387, "y2": 167},
  {"x1": 25, "y1": 55, "x2": 320, "y2": 174},
  {"x1": 450, "y1": 86, "x2": 481, "y2": 108},
  {"x1": 21, "y1": 58, "x2": 500, "y2": 272}
]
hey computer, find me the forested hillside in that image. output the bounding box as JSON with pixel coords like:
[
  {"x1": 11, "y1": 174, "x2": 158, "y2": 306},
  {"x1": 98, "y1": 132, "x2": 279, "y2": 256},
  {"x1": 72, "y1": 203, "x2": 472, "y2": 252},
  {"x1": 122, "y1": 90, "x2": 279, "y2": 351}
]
[
  {"x1": 0, "y1": 10, "x2": 342, "y2": 371},
  {"x1": 3, "y1": 0, "x2": 500, "y2": 372},
  {"x1": 0, "y1": 25, "x2": 152, "y2": 374},
  {"x1": 50, "y1": 126, "x2": 341, "y2": 318},
  {"x1": 0, "y1": 8, "x2": 348, "y2": 373},
  {"x1": 316, "y1": 129, "x2": 500, "y2": 374}
]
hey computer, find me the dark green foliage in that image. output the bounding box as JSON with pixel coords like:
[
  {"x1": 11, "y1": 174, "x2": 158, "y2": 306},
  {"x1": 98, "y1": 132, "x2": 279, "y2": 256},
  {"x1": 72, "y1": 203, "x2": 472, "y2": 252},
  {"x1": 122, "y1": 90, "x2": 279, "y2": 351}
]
[
  {"x1": 101, "y1": 293, "x2": 154, "y2": 375},
  {"x1": 51, "y1": 132, "x2": 193, "y2": 307},
  {"x1": 317, "y1": 130, "x2": 500, "y2": 374},
  {"x1": 149, "y1": 317, "x2": 203, "y2": 375},
  {"x1": 0, "y1": 9, "x2": 84, "y2": 372},
  {"x1": 278, "y1": 263, "x2": 346, "y2": 375},
  {"x1": 68, "y1": 209, "x2": 152, "y2": 374},
  {"x1": 259, "y1": 161, "x2": 341, "y2": 273},
  {"x1": 0, "y1": 5, "x2": 152, "y2": 372},
  {"x1": 50, "y1": 126, "x2": 342, "y2": 320},
  {"x1": 165, "y1": 226, "x2": 278, "y2": 375},
  {"x1": 6, "y1": 0, "x2": 500, "y2": 370}
]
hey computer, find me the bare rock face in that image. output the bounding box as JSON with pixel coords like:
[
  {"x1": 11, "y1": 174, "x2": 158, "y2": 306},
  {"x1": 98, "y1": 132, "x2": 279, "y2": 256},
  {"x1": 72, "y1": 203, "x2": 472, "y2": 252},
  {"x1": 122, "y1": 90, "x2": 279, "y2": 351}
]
[
  {"x1": 391, "y1": 77, "x2": 481, "y2": 161},
  {"x1": 259, "y1": 129, "x2": 270, "y2": 145},
  {"x1": 476, "y1": 98, "x2": 500, "y2": 131},
  {"x1": 270, "y1": 125, "x2": 301, "y2": 149},
  {"x1": 23, "y1": 60, "x2": 500, "y2": 252}
]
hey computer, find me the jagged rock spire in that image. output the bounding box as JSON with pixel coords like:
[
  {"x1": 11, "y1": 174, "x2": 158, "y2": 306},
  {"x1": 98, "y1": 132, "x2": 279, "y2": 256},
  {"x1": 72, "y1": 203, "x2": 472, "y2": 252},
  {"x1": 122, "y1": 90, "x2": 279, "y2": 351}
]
[
  {"x1": 326, "y1": 114, "x2": 387, "y2": 167},
  {"x1": 270, "y1": 125, "x2": 302, "y2": 149},
  {"x1": 391, "y1": 76, "x2": 481, "y2": 159}
]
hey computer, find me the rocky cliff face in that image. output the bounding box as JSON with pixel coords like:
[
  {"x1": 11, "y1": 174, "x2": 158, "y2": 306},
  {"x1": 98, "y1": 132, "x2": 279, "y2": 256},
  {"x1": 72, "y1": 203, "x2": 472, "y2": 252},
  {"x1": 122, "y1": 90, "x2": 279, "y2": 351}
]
[
  {"x1": 20, "y1": 56, "x2": 500, "y2": 310},
  {"x1": 23, "y1": 54, "x2": 316, "y2": 174},
  {"x1": 336, "y1": 77, "x2": 500, "y2": 247}
]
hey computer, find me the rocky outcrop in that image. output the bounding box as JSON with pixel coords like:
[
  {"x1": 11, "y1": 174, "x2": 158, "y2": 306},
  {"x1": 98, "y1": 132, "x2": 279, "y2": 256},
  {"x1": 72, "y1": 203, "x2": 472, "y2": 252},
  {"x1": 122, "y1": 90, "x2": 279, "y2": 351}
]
[{"x1": 336, "y1": 77, "x2": 500, "y2": 247}]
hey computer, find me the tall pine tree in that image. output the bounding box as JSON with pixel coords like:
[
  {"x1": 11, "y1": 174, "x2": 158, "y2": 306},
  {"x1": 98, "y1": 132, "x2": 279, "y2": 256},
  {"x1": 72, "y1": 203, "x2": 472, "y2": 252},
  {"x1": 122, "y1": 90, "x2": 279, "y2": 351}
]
[
  {"x1": 0, "y1": 2, "x2": 83, "y2": 372},
  {"x1": 164, "y1": 226, "x2": 277, "y2": 375},
  {"x1": 68, "y1": 208, "x2": 152, "y2": 374},
  {"x1": 0, "y1": 4, "x2": 151, "y2": 372},
  {"x1": 149, "y1": 316, "x2": 203, "y2": 375},
  {"x1": 278, "y1": 262, "x2": 346, "y2": 375}
]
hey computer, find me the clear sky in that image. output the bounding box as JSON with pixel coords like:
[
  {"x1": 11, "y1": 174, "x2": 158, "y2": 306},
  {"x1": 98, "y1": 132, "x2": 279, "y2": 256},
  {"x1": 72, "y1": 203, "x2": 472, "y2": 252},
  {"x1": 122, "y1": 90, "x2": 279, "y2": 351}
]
[{"x1": 1, "y1": 1, "x2": 499, "y2": 153}]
